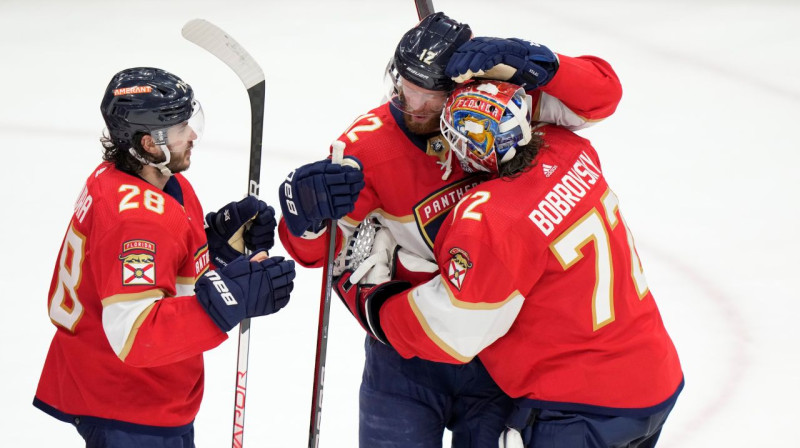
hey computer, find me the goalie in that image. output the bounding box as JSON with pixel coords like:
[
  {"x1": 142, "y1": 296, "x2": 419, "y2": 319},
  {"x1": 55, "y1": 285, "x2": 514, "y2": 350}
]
[
  {"x1": 334, "y1": 80, "x2": 683, "y2": 448},
  {"x1": 278, "y1": 11, "x2": 624, "y2": 448}
]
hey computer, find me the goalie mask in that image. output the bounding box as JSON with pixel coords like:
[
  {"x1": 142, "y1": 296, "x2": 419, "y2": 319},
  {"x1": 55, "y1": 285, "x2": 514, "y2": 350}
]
[{"x1": 440, "y1": 80, "x2": 533, "y2": 174}]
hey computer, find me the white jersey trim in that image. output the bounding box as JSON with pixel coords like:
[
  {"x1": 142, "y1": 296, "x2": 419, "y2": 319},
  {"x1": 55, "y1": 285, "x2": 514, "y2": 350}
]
[
  {"x1": 175, "y1": 283, "x2": 195, "y2": 297},
  {"x1": 101, "y1": 291, "x2": 163, "y2": 359},
  {"x1": 537, "y1": 93, "x2": 595, "y2": 131},
  {"x1": 409, "y1": 276, "x2": 524, "y2": 361}
]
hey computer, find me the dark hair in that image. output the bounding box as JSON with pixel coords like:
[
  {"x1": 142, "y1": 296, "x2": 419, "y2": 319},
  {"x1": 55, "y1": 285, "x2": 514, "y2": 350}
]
[
  {"x1": 100, "y1": 131, "x2": 149, "y2": 174},
  {"x1": 498, "y1": 132, "x2": 543, "y2": 179}
]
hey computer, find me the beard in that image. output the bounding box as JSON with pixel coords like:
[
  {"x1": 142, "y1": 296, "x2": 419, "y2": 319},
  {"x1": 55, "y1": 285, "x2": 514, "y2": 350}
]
[
  {"x1": 403, "y1": 112, "x2": 440, "y2": 135},
  {"x1": 148, "y1": 144, "x2": 191, "y2": 174},
  {"x1": 166, "y1": 156, "x2": 190, "y2": 174},
  {"x1": 166, "y1": 149, "x2": 191, "y2": 174}
]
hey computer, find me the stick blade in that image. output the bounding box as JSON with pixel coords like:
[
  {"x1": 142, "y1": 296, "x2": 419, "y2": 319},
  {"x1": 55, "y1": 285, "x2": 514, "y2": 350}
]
[{"x1": 181, "y1": 18, "x2": 265, "y2": 89}]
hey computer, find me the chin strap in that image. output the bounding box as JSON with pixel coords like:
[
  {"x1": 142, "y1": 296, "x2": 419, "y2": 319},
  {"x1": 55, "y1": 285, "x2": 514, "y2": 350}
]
[
  {"x1": 437, "y1": 147, "x2": 454, "y2": 180},
  {"x1": 129, "y1": 144, "x2": 173, "y2": 176}
]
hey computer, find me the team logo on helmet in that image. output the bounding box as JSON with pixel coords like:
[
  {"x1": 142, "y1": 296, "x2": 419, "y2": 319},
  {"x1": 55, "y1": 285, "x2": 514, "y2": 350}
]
[
  {"x1": 447, "y1": 247, "x2": 473, "y2": 291},
  {"x1": 119, "y1": 239, "x2": 156, "y2": 286},
  {"x1": 441, "y1": 81, "x2": 533, "y2": 174}
]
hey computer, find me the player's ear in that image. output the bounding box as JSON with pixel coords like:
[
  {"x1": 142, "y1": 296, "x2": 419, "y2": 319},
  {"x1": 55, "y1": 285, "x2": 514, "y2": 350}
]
[{"x1": 139, "y1": 134, "x2": 158, "y2": 156}]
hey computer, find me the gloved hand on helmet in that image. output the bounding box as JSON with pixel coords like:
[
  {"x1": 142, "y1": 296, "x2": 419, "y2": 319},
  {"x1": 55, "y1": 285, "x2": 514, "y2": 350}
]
[{"x1": 446, "y1": 37, "x2": 560, "y2": 89}]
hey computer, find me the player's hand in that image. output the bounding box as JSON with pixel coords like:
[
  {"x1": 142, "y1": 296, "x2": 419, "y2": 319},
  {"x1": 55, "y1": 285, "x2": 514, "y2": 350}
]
[
  {"x1": 243, "y1": 199, "x2": 276, "y2": 252},
  {"x1": 446, "y1": 37, "x2": 560, "y2": 89},
  {"x1": 195, "y1": 253, "x2": 296, "y2": 332},
  {"x1": 279, "y1": 156, "x2": 364, "y2": 237},
  {"x1": 205, "y1": 196, "x2": 276, "y2": 267}
]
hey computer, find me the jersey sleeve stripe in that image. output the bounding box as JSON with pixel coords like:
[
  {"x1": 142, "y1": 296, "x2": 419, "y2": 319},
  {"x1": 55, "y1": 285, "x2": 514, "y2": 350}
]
[
  {"x1": 409, "y1": 276, "x2": 525, "y2": 359},
  {"x1": 175, "y1": 278, "x2": 196, "y2": 297},
  {"x1": 536, "y1": 93, "x2": 598, "y2": 131},
  {"x1": 101, "y1": 291, "x2": 163, "y2": 359}
]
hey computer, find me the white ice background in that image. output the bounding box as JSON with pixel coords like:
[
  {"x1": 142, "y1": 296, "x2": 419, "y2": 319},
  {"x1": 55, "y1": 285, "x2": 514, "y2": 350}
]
[{"x1": 1, "y1": 0, "x2": 798, "y2": 446}]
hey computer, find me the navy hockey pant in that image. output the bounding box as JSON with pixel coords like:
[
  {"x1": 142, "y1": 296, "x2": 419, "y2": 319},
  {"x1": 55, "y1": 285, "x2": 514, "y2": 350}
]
[
  {"x1": 74, "y1": 420, "x2": 194, "y2": 448},
  {"x1": 506, "y1": 400, "x2": 678, "y2": 448},
  {"x1": 360, "y1": 336, "x2": 513, "y2": 448}
]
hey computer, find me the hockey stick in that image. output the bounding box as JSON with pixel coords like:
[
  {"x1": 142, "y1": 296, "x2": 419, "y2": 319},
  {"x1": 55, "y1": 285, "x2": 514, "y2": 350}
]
[
  {"x1": 308, "y1": 4, "x2": 434, "y2": 444},
  {"x1": 308, "y1": 141, "x2": 348, "y2": 448},
  {"x1": 181, "y1": 19, "x2": 265, "y2": 448},
  {"x1": 415, "y1": 0, "x2": 435, "y2": 19}
]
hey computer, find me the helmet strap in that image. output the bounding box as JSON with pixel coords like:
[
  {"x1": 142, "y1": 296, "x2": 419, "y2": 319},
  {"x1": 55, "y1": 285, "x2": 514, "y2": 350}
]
[
  {"x1": 154, "y1": 144, "x2": 174, "y2": 176},
  {"x1": 438, "y1": 147, "x2": 454, "y2": 180},
  {"x1": 128, "y1": 144, "x2": 174, "y2": 177}
]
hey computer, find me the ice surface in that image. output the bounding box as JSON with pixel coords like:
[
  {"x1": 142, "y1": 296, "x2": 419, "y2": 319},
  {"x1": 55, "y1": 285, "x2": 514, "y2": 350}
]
[{"x1": 2, "y1": 0, "x2": 798, "y2": 446}]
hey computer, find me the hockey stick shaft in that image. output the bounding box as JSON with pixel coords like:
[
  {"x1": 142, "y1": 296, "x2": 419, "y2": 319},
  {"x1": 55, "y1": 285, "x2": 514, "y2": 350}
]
[
  {"x1": 182, "y1": 19, "x2": 265, "y2": 448},
  {"x1": 415, "y1": 0, "x2": 435, "y2": 19},
  {"x1": 308, "y1": 141, "x2": 346, "y2": 448},
  {"x1": 309, "y1": 3, "x2": 433, "y2": 442}
]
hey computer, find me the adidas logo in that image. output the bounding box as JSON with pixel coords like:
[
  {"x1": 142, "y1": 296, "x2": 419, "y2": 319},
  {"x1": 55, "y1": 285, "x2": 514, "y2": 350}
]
[{"x1": 542, "y1": 163, "x2": 558, "y2": 177}]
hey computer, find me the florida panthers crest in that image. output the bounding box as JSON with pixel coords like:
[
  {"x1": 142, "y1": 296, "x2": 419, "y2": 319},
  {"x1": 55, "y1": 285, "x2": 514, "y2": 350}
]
[
  {"x1": 119, "y1": 239, "x2": 156, "y2": 286},
  {"x1": 447, "y1": 247, "x2": 473, "y2": 290}
]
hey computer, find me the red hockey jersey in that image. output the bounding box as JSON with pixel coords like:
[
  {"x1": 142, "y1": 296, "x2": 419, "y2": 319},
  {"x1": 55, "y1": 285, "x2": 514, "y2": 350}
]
[
  {"x1": 34, "y1": 162, "x2": 226, "y2": 429},
  {"x1": 380, "y1": 125, "x2": 683, "y2": 413},
  {"x1": 279, "y1": 55, "x2": 623, "y2": 269}
]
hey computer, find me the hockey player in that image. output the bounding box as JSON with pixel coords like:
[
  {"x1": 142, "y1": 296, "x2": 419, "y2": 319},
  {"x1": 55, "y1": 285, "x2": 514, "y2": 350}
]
[
  {"x1": 278, "y1": 12, "x2": 622, "y2": 447},
  {"x1": 34, "y1": 67, "x2": 296, "y2": 448},
  {"x1": 334, "y1": 80, "x2": 684, "y2": 448}
]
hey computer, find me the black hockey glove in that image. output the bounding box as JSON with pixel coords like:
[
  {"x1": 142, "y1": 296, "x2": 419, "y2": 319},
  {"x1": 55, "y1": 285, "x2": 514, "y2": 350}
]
[
  {"x1": 205, "y1": 196, "x2": 276, "y2": 267},
  {"x1": 243, "y1": 199, "x2": 277, "y2": 252},
  {"x1": 446, "y1": 37, "x2": 560, "y2": 89},
  {"x1": 195, "y1": 254, "x2": 295, "y2": 333},
  {"x1": 279, "y1": 156, "x2": 364, "y2": 237}
]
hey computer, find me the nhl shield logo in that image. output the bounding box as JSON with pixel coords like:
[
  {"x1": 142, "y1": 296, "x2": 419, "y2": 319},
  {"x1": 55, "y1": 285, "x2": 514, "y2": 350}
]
[
  {"x1": 119, "y1": 240, "x2": 156, "y2": 286},
  {"x1": 447, "y1": 247, "x2": 473, "y2": 290}
]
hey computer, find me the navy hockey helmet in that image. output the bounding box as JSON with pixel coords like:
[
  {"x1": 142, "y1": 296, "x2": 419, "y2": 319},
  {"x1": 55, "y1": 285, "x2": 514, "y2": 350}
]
[
  {"x1": 392, "y1": 12, "x2": 472, "y2": 91},
  {"x1": 100, "y1": 67, "x2": 200, "y2": 150}
]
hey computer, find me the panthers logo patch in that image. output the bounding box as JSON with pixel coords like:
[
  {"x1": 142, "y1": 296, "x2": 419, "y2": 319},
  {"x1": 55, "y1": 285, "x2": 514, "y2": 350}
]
[
  {"x1": 447, "y1": 247, "x2": 473, "y2": 290},
  {"x1": 119, "y1": 239, "x2": 156, "y2": 286}
]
